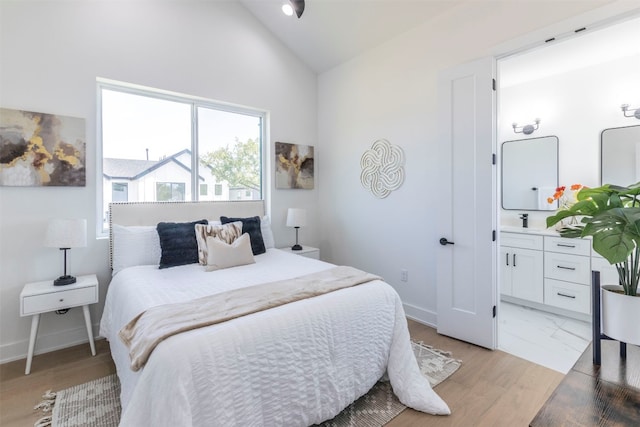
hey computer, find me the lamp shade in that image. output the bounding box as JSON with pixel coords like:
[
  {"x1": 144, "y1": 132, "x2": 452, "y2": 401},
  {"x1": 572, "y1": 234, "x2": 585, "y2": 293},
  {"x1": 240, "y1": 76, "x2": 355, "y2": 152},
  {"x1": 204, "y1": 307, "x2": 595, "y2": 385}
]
[
  {"x1": 45, "y1": 219, "x2": 87, "y2": 248},
  {"x1": 286, "y1": 208, "x2": 307, "y2": 228}
]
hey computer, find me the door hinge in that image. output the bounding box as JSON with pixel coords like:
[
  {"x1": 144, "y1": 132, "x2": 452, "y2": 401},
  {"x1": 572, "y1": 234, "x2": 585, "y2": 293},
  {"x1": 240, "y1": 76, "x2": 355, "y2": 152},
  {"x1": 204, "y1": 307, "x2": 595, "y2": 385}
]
[
  {"x1": 492, "y1": 153, "x2": 496, "y2": 165},
  {"x1": 493, "y1": 305, "x2": 497, "y2": 318},
  {"x1": 492, "y1": 230, "x2": 496, "y2": 241},
  {"x1": 492, "y1": 78, "x2": 496, "y2": 91}
]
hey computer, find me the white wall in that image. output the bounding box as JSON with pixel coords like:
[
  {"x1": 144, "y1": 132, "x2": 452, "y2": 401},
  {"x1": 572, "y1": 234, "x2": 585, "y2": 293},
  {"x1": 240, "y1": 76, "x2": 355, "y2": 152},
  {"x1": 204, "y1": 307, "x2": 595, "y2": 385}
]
[
  {"x1": 0, "y1": 0, "x2": 318, "y2": 362},
  {"x1": 499, "y1": 53, "x2": 640, "y2": 229},
  {"x1": 317, "y1": 1, "x2": 622, "y2": 325}
]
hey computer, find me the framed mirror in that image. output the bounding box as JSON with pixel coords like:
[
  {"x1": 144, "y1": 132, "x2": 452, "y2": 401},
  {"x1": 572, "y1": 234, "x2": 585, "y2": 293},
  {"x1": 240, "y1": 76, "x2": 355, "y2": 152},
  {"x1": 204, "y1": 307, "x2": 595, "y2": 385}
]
[
  {"x1": 501, "y1": 136, "x2": 558, "y2": 210},
  {"x1": 601, "y1": 125, "x2": 640, "y2": 186}
]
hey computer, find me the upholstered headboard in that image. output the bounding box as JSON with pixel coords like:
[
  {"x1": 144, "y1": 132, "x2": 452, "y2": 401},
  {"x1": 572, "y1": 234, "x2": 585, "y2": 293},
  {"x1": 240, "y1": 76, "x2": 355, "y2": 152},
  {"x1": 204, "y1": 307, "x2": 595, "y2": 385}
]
[{"x1": 108, "y1": 200, "x2": 265, "y2": 268}]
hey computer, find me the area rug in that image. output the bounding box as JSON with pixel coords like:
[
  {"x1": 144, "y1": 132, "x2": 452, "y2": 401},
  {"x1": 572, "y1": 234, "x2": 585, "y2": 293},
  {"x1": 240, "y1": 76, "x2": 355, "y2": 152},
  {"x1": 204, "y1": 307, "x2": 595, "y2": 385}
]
[{"x1": 34, "y1": 341, "x2": 460, "y2": 427}]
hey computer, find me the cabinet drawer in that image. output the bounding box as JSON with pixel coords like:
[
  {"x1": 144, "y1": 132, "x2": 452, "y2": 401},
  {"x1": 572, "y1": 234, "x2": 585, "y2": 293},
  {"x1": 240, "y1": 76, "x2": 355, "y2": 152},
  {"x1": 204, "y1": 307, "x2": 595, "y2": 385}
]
[
  {"x1": 22, "y1": 286, "x2": 97, "y2": 316},
  {"x1": 501, "y1": 232, "x2": 543, "y2": 250},
  {"x1": 544, "y1": 252, "x2": 590, "y2": 285},
  {"x1": 544, "y1": 279, "x2": 590, "y2": 314},
  {"x1": 544, "y1": 236, "x2": 591, "y2": 256}
]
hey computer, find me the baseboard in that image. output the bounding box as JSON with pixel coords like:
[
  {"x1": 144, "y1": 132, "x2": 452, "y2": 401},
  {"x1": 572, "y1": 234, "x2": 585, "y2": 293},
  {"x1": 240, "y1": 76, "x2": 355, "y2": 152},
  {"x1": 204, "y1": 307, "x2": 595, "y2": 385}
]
[
  {"x1": 403, "y1": 303, "x2": 437, "y2": 328},
  {"x1": 0, "y1": 323, "x2": 101, "y2": 364}
]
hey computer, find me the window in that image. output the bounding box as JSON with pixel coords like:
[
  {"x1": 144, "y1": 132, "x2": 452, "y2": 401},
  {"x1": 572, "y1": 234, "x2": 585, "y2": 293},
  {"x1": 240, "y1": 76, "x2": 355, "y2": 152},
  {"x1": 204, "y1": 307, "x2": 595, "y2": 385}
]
[
  {"x1": 157, "y1": 182, "x2": 186, "y2": 201},
  {"x1": 99, "y1": 81, "x2": 266, "y2": 232},
  {"x1": 112, "y1": 182, "x2": 128, "y2": 202}
]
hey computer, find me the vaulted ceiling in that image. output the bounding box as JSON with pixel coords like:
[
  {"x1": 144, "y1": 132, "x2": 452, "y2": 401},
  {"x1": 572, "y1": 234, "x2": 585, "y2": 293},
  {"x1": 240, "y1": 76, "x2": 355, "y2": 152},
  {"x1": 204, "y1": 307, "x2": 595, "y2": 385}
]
[{"x1": 239, "y1": 0, "x2": 464, "y2": 73}]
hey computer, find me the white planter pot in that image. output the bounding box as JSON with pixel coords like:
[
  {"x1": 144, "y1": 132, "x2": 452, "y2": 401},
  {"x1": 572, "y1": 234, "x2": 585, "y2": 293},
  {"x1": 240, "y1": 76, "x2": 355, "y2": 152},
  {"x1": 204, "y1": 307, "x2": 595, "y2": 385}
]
[{"x1": 601, "y1": 285, "x2": 640, "y2": 346}]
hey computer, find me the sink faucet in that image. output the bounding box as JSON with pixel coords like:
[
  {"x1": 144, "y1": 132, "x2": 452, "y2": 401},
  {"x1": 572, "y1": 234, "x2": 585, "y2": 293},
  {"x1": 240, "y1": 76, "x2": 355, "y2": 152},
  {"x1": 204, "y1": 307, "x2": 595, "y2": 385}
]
[{"x1": 519, "y1": 213, "x2": 529, "y2": 228}]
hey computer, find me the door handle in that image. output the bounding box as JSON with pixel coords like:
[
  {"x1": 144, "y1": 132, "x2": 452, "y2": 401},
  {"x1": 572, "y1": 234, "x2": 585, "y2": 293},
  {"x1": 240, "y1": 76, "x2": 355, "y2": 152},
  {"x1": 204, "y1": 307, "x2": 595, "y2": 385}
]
[{"x1": 439, "y1": 238, "x2": 455, "y2": 246}]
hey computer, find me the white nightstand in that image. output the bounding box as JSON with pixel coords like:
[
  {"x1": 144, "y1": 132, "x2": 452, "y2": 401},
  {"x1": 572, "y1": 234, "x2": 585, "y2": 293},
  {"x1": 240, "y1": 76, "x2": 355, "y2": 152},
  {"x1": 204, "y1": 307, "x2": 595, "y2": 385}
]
[
  {"x1": 279, "y1": 246, "x2": 320, "y2": 260},
  {"x1": 20, "y1": 274, "x2": 99, "y2": 374}
]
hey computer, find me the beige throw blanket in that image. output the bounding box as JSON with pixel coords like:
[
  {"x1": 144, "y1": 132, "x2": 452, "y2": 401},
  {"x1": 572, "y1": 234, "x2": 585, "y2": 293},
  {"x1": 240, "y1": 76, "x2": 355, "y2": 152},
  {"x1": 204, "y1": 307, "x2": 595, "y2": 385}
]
[{"x1": 119, "y1": 266, "x2": 381, "y2": 371}]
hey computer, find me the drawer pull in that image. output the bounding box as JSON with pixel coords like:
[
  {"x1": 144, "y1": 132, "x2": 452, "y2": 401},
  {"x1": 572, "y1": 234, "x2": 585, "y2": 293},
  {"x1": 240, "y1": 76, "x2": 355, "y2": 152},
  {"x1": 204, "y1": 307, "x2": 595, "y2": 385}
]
[
  {"x1": 557, "y1": 243, "x2": 576, "y2": 248},
  {"x1": 557, "y1": 292, "x2": 576, "y2": 299},
  {"x1": 557, "y1": 265, "x2": 576, "y2": 271},
  {"x1": 59, "y1": 298, "x2": 64, "y2": 302}
]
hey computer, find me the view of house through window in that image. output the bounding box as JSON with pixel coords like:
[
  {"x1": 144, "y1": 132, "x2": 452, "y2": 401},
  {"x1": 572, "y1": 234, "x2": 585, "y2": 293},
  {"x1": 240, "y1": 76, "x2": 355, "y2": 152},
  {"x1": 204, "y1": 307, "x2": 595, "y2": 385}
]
[{"x1": 100, "y1": 84, "x2": 264, "y2": 230}]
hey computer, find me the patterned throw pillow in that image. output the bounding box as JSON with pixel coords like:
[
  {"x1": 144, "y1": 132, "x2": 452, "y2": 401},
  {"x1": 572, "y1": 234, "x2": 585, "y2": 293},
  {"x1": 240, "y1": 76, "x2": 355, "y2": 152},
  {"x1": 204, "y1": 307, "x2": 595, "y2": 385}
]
[{"x1": 195, "y1": 221, "x2": 243, "y2": 265}]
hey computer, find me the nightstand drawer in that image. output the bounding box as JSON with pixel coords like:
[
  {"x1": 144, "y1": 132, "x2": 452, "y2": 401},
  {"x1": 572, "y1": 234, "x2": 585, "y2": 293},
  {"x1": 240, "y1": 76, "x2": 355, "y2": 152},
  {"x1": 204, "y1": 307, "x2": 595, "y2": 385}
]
[{"x1": 22, "y1": 286, "x2": 97, "y2": 316}]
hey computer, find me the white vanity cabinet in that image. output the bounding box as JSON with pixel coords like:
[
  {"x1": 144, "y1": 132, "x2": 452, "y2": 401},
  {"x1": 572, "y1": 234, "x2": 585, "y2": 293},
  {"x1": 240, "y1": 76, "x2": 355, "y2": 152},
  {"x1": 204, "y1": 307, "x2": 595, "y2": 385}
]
[
  {"x1": 500, "y1": 232, "x2": 544, "y2": 303},
  {"x1": 500, "y1": 229, "x2": 598, "y2": 320},
  {"x1": 543, "y1": 236, "x2": 592, "y2": 314}
]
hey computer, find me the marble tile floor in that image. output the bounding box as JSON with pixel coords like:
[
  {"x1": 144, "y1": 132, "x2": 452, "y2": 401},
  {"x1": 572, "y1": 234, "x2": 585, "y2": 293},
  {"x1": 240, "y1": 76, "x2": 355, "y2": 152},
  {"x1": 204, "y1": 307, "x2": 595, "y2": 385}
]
[{"x1": 498, "y1": 301, "x2": 592, "y2": 374}]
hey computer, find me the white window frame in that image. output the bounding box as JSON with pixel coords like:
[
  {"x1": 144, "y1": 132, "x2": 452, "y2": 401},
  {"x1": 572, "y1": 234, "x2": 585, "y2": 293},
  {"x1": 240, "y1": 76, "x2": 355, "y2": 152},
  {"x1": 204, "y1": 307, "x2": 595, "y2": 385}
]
[{"x1": 96, "y1": 78, "x2": 269, "y2": 237}]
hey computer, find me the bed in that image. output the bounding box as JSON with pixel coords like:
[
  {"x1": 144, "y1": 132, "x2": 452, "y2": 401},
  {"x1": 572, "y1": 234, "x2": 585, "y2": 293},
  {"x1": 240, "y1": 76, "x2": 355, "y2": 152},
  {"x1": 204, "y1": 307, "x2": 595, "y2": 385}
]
[{"x1": 99, "y1": 201, "x2": 449, "y2": 426}]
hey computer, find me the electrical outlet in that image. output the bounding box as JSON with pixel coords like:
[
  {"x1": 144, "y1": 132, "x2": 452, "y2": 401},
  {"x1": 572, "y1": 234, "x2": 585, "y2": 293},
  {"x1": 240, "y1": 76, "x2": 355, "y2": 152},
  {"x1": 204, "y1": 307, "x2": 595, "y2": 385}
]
[{"x1": 400, "y1": 269, "x2": 408, "y2": 282}]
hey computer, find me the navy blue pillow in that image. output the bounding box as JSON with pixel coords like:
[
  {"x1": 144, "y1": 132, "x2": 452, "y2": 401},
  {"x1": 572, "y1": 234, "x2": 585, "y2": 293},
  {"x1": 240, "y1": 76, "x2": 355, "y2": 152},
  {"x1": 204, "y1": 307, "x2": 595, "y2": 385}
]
[
  {"x1": 157, "y1": 219, "x2": 208, "y2": 269},
  {"x1": 220, "y1": 216, "x2": 266, "y2": 255}
]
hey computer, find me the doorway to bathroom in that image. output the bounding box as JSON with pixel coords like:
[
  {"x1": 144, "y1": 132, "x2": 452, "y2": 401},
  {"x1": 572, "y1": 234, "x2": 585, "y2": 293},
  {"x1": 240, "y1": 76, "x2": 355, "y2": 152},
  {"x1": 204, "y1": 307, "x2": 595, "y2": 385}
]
[{"x1": 496, "y1": 14, "x2": 640, "y2": 373}]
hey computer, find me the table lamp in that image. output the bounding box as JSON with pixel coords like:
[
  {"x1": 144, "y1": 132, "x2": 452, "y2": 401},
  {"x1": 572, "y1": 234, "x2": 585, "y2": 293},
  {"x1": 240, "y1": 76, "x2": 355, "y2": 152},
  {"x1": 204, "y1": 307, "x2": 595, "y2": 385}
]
[
  {"x1": 286, "y1": 208, "x2": 306, "y2": 251},
  {"x1": 45, "y1": 218, "x2": 87, "y2": 286}
]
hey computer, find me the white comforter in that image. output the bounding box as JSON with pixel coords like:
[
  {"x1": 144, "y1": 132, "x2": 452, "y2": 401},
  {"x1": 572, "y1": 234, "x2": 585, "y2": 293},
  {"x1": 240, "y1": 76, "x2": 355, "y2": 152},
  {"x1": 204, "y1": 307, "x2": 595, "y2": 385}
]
[{"x1": 100, "y1": 249, "x2": 449, "y2": 426}]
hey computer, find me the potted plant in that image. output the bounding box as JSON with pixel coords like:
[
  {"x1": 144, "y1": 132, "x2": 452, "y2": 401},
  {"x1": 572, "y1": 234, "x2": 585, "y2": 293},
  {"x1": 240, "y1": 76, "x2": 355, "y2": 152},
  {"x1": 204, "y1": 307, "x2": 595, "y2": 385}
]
[{"x1": 546, "y1": 183, "x2": 640, "y2": 346}]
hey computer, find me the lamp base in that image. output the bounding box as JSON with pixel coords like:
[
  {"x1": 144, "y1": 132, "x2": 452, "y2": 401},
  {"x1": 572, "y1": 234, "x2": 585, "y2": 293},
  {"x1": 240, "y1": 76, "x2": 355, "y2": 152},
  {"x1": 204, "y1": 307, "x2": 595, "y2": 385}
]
[
  {"x1": 54, "y1": 275, "x2": 77, "y2": 286},
  {"x1": 291, "y1": 244, "x2": 303, "y2": 251}
]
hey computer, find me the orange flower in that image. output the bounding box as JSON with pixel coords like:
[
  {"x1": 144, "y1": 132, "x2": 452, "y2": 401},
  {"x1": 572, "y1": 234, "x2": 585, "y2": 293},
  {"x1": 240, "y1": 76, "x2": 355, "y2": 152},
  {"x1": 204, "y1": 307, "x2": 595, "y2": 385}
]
[{"x1": 549, "y1": 184, "x2": 583, "y2": 208}]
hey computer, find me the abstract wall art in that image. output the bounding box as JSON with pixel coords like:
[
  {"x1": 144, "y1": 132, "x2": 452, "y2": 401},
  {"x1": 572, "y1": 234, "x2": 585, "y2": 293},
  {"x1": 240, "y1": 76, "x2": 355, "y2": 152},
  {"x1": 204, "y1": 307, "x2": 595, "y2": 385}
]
[
  {"x1": 0, "y1": 108, "x2": 86, "y2": 186},
  {"x1": 275, "y1": 141, "x2": 314, "y2": 189},
  {"x1": 360, "y1": 138, "x2": 405, "y2": 198}
]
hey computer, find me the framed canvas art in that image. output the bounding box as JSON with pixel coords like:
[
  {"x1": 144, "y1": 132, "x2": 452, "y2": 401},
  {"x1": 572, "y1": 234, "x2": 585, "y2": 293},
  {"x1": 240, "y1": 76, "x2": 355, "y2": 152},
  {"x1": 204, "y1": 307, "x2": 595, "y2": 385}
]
[
  {"x1": 275, "y1": 141, "x2": 314, "y2": 189},
  {"x1": 0, "y1": 107, "x2": 86, "y2": 186}
]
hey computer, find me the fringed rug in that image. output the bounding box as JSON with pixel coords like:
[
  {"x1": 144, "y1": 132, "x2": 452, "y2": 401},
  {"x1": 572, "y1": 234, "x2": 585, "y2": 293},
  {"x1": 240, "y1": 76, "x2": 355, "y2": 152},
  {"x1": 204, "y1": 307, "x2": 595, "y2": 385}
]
[{"x1": 34, "y1": 341, "x2": 460, "y2": 427}]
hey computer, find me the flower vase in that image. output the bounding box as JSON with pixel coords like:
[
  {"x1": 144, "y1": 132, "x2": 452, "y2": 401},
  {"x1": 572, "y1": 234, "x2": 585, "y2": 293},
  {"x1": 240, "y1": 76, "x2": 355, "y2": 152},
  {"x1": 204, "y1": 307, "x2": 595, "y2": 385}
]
[{"x1": 555, "y1": 216, "x2": 578, "y2": 231}]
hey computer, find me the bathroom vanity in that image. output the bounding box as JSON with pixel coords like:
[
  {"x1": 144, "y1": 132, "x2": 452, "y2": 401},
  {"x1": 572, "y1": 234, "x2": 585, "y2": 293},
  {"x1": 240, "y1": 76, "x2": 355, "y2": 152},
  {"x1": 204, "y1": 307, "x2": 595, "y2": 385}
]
[{"x1": 500, "y1": 227, "x2": 617, "y2": 321}]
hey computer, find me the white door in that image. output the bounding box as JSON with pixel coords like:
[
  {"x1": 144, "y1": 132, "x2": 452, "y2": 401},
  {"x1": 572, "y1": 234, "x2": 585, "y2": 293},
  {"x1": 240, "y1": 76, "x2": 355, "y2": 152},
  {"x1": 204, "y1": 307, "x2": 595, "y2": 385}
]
[{"x1": 436, "y1": 56, "x2": 497, "y2": 349}]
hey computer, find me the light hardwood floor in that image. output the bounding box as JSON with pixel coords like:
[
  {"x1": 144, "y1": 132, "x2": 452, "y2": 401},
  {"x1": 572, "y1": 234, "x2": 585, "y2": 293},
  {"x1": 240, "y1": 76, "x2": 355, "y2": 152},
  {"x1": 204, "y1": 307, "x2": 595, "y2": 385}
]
[{"x1": 0, "y1": 320, "x2": 563, "y2": 426}]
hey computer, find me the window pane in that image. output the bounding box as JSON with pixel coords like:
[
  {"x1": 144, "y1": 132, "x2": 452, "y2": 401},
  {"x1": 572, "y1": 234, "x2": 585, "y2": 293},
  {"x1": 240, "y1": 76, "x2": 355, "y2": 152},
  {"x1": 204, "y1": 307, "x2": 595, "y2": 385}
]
[
  {"x1": 198, "y1": 107, "x2": 261, "y2": 201},
  {"x1": 156, "y1": 182, "x2": 186, "y2": 201},
  {"x1": 100, "y1": 82, "x2": 265, "y2": 233},
  {"x1": 102, "y1": 89, "x2": 191, "y2": 225}
]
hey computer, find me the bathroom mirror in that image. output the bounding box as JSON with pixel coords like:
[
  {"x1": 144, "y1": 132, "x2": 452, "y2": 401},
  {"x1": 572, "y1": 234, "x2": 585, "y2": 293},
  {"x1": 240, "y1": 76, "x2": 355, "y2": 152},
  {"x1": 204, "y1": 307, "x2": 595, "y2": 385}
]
[
  {"x1": 601, "y1": 125, "x2": 640, "y2": 186},
  {"x1": 501, "y1": 136, "x2": 558, "y2": 210}
]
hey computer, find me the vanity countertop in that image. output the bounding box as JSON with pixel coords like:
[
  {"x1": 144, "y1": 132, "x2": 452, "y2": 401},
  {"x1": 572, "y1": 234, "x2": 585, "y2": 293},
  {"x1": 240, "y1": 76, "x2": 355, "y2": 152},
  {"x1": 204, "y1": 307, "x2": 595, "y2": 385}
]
[{"x1": 500, "y1": 225, "x2": 560, "y2": 236}]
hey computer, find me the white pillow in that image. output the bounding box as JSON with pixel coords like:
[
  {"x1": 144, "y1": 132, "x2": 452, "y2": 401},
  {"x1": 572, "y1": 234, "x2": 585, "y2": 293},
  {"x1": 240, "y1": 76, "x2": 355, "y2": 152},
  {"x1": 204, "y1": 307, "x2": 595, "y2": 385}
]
[
  {"x1": 111, "y1": 224, "x2": 161, "y2": 275},
  {"x1": 261, "y1": 215, "x2": 275, "y2": 249},
  {"x1": 194, "y1": 221, "x2": 243, "y2": 265},
  {"x1": 205, "y1": 233, "x2": 255, "y2": 271}
]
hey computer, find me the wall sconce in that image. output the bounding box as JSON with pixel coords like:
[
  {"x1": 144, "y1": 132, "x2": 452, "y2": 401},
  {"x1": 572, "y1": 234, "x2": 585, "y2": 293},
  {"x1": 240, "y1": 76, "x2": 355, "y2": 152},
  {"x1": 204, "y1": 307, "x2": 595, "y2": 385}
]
[
  {"x1": 512, "y1": 118, "x2": 541, "y2": 135},
  {"x1": 621, "y1": 104, "x2": 640, "y2": 120}
]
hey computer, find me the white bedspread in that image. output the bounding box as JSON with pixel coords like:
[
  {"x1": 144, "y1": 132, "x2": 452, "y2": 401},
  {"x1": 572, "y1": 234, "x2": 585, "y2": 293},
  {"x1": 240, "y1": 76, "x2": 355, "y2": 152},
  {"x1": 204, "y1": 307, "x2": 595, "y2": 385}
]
[{"x1": 99, "y1": 249, "x2": 449, "y2": 426}]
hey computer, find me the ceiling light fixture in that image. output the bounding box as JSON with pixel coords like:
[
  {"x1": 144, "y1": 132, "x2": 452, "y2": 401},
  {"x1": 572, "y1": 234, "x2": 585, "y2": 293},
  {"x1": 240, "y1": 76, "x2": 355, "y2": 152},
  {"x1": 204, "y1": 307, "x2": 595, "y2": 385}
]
[
  {"x1": 282, "y1": 0, "x2": 305, "y2": 18},
  {"x1": 282, "y1": 3, "x2": 294, "y2": 16}
]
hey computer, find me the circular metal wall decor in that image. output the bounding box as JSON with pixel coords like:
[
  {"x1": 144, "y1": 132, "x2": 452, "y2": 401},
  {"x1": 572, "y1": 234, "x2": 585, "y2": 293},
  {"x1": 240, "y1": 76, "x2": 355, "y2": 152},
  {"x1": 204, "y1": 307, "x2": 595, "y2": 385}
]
[{"x1": 360, "y1": 139, "x2": 405, "y2": 199}]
